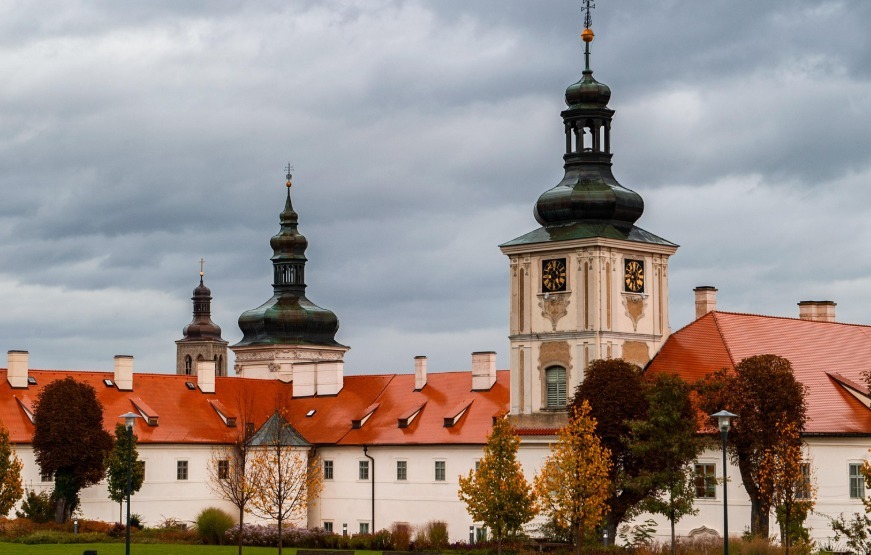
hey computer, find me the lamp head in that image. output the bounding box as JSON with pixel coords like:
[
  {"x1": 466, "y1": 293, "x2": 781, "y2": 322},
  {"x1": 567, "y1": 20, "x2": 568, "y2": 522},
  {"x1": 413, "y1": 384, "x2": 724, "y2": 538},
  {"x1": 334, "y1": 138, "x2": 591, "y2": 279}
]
[
  {"x1": 119, "y1": 412, "x2": 141, "y2": 430},
  {"x1": 711, "y1": 410, "x2": 738, "y2": 433}
]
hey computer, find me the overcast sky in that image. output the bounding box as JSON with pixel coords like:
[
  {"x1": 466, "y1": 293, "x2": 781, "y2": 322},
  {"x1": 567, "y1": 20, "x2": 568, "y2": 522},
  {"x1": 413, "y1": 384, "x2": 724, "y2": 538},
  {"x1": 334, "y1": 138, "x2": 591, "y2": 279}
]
[{"x1": 2, "y1": 0, "x2": 870, "y2": 376}]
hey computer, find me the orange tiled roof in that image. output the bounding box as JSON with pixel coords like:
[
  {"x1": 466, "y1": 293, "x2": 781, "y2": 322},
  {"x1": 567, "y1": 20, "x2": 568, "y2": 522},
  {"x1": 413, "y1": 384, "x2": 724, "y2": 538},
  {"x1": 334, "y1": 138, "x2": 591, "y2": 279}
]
[
  {"x1": 0, "y1": 369, "x2": 509, "y2": 446},
  {"x1": 647, "y1": 311, "x2": 871, "y2": 435}
]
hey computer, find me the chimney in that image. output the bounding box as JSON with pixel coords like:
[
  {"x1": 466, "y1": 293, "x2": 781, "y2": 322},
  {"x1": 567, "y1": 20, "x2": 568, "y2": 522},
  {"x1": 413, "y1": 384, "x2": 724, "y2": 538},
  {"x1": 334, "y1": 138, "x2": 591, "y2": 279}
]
[
  {"x1": 694, "y1": 286, "x2": 718, "y2": 319},
  {"x1": 114, "y1": 355, "x2": 133, "y2": 391},
  {"x1": 7, "y1": 350, "x2": 28, "y2": 389},
  {"x1": 197, "y1": 358, "x2": 216, "y2": 394},
  {"x1": 798, "y1": 301, "x2": 836, "y2": 322},
  {"x1": 471, "y1": 351, "x2": 497, "y2": 391},
  {"x1": 414, "y1": 356, "x2": 427, "y2": 390}
]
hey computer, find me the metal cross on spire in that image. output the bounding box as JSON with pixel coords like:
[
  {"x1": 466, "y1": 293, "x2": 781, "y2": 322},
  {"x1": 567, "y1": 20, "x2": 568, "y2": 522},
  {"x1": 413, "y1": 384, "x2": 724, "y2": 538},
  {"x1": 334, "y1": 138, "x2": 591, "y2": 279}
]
[
  {"x1": 199, "y1": 257, "x2": 205, "y2": 283},
  {"x1": 285, "y1": 163, "x2": 294, "y2": 183},
  {"x1": 583, "y1": 0, "x2": 595, "y2": 30}
]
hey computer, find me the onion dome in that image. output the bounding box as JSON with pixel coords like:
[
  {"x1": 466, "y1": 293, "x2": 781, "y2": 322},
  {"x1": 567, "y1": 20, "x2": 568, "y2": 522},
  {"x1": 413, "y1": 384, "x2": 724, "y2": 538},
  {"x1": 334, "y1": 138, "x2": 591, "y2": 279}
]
[
  {"x1": 179, "y1": 273, "x2": 224, "y2": 341},
  {"x1": 235, "y1": 173, "x2": 345, "y2": 348},
  {"x1": 533, "y1": 25, "x2": 644, "y2": 231}
]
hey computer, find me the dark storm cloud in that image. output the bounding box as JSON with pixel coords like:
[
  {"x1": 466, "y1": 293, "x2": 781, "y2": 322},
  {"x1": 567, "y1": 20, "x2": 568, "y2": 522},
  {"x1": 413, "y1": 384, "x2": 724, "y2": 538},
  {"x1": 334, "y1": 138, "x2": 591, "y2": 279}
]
[{"x1": 1, "y1": 0, "x2": 869, "y2": 375}]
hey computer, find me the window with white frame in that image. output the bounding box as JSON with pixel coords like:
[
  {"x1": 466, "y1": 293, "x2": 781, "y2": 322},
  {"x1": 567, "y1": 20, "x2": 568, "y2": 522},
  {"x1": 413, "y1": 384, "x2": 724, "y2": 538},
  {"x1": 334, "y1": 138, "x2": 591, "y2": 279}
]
[
  {"x1": 850, "y1": 463, "x2": 865, "y2": 499},
  {"x1": 359, "y1": 460, "x2": 369, "y2": 480},
  {"x1": 694, "y1": 463, "x2": 716, "y2": 499},
  {"x1": 359, "y1": 522, "x2": 370, "y2": 534},
  {"x1": 396, "y1": 460, "x2": 407, "y2": 481},
  {"x1": 217, "y1": 459, "x2": 229, "y2": 480},
  {"x1": 434, "y1": 460, "x2": 446, "y2": 481},
  {"x1": 177, "y1": 460, "x2": 189, "y2": 481},
  {"x1": 323, "y1": 521, "x2": 333, "y2": 533},
  {"x1": 40, "y1": 470, "x2": 52, "y2": 482},
  {"x1": 546, "y1": 366, "x2": 567, "y2": 408},
  {"x1": 324, "y1": 460, "x2": 334, "y2": 480},
  {"x1": 796, "y1": 463, "x2": 811, "y2": 499}
]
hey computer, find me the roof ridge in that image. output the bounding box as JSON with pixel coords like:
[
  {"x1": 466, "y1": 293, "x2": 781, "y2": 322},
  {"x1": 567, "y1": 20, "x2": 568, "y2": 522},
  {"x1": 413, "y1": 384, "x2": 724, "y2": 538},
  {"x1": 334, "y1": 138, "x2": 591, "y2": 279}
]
[
  {"x1": 714, "y1": 310, "x2": 871, "y2": 328},
  {"x1": 710, "y1": 312, "x2": 737, "y2": 369}
]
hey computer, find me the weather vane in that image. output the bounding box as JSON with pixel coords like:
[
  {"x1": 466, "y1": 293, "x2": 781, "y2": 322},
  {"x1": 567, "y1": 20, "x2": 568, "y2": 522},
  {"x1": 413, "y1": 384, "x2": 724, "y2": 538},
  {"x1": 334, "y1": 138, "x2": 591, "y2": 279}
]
[
  {"x1": 583, "y1": 0, "x2": 595, "y2": 30},
  {"x1": 285, "y1": 163, "x2": 294, "y2": 188}
]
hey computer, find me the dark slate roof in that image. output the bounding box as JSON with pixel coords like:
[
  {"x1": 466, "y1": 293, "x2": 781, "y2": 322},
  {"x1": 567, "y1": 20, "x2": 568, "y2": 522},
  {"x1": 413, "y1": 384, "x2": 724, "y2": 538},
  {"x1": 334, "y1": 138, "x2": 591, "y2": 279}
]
[{"x1": 500, "y1": 221, "x2": 677, "y2": 248}]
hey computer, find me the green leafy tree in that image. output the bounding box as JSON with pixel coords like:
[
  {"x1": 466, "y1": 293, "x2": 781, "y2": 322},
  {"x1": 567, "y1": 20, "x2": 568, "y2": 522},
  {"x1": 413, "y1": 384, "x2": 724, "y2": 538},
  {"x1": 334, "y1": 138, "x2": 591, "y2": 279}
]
[
  {"x1": 0, "y1": 423, "x2": 23, "y2": 516},
  {"x1": 459, "y1": 413, "x2": 537, "y2": 555},
  {"x1": 570, "y1": 359, "x2": 701, "y2": 544},
  {"x1": 696, "y1": 354, "x2": 808, "y2": 539},
  {"x1": 631, "y1": 373, "x2": 705, "y2": 555},
  {"x1": 105, "y1": 423, "x2": 145, "y2": 523},
  {"x1": 32, "y1": 377, "x2": 114, "y2": 522},
  {"x1": 534, "y1": 401, "x2": 612, "y2": 555}
]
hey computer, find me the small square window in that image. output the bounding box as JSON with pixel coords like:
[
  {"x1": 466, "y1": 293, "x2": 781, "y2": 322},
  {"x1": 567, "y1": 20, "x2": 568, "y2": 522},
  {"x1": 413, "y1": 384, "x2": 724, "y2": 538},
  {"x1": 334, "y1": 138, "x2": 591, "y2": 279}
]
[
  {"x1": 217, "y1": 459, "x2": 229, "y2": 480},
  {"x1": 177, "y1": 460, "x2": 189, "y2": 481},
  {"x1": 40, "y1": 471, "x2": 53, "y2": 483},
  {"x1": 359, "y1": 522, "x2": 370, "y2": 534},
  {"x1": 434, "y1": 460, "x2": 446, "y2": 481},
  {"x1": 397, "y1": 460, "x2": 407, "y2": 481},
  {"x1": 694, "y1": 463, "x2": 716, "y2": 499},
  {"x1": 324, "y1": 460, "x2": 334, "y2": 480},
  {"x1": 850, "y1": 463, "x2": 865, "y2": 499},
  {"x1": 359, "y1": 460, "x2": 369, "y2": 481},
  {"x1": 323, "y1": 521, "x2": 333, "y2": 533}
]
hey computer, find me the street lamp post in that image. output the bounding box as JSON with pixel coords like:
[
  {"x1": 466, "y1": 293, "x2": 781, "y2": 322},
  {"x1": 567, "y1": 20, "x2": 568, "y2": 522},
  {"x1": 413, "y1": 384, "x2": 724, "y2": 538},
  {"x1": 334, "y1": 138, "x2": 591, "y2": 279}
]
[
  {"x1": 711, "y1": 410, "x2": 737, "y2": 555},
  {"x1": 119, "y1": 412, "x2": 141, "y2": 555}
]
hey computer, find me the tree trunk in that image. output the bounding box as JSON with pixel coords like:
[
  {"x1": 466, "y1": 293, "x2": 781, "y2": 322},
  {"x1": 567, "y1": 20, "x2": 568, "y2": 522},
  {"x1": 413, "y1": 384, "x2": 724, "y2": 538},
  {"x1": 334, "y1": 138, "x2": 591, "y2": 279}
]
[
  {"x1": 54, "y1": 497, "x2": 67, "y2": 524},
  {"x1": 749, "y1": 497, "x2": 770, "y2": 539},
  {"x1": 606, "y1": 517, "x2": 618, "y2": 547},
  {"x1": 670, "y1": 517, "x2": 676, "y2": 555},
  {"x1": 575, "y1": 522, "x2": 582, "y2": 555},
  {"x1": 119, "y1": 501, "x2": 122, "y2": 524},
  {"x1": 238, "y1": 505, "x2": 244, "y2": 555},
  {"x1": 278, "y1": 514, "x2": 283, "y2": 555}
]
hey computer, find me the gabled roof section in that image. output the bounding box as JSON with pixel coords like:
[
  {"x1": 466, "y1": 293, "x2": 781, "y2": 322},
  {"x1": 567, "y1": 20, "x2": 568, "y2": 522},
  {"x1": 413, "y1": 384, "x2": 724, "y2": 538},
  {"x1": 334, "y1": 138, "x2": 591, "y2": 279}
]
[
  {"x1": 648, "y1": 311, "x2": 871, "y2": 435},
  {"x1": 248, "y1": 412, "x2": 309, "y2": 447},
  {"x1": 14, "y1": 395, "x2": 34, "y2": 424},
  {"x1": 209, "y1": 399, "x2": 237, "y2": 427},
  {"x1": 398, "y1": 401, "x2": 427, "y2": 429},
  {"x1": 352, "y1": 402, "x2": 380, "y2": 429},
  {"x1": 444, "y1": 399, "x2": 472, "y2": 428},
  {"x1": 130, "y1": 397, "x2": 159, "y2": 426}
]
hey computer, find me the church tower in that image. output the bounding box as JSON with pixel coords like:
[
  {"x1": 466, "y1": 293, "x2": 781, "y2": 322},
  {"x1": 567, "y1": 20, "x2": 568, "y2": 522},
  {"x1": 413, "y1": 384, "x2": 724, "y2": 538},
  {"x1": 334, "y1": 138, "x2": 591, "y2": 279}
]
[
  {"x1": 231, "y1": 169, "x2": 348, "y2": 395},
  {"x1": 175, "y1": 267, "x2": 229, "y2": 376},
  {"x1": 500, "y1": 12, "x2": 677, "y2": 418}
]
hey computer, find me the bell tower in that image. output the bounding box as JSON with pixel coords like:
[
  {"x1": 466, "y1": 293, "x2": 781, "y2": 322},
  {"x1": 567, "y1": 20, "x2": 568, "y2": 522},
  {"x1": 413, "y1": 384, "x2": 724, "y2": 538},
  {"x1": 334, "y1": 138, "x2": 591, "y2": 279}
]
[
  {"x1": 175, "y1": 262, "x2": 229, "y2": 376},
  {"x1": 500, "y1": 7, "x2": 677, "y2": 418}
]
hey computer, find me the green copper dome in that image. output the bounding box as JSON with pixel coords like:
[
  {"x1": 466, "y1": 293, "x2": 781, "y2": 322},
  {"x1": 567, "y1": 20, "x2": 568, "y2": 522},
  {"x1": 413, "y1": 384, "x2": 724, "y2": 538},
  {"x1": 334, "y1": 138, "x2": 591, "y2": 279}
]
[
  {"x1": 234, "y1": 186, "x2": 344, "y2": 348},
  {"x1": 533, "y1": 30, "x2": 644, "y2": 231}
]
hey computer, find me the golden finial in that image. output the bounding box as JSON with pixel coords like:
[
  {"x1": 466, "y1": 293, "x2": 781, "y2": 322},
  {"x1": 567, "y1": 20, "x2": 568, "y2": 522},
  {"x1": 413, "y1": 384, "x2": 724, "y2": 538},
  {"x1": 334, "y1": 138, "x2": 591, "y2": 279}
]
[
  {"x1": 285, "y1": 163, "x2": 294, "y2": 188},
  {"x1": 581, "y1": 0, "x2": 595, "y2": 42},
  {"x1": 581, "y1": 28, "x2": 594, "y2": 43}
]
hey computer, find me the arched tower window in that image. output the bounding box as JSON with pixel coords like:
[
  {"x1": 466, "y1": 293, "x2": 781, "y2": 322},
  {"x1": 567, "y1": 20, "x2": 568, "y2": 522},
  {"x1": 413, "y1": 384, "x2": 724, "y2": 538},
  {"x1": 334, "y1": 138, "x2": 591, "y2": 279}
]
[
  {"x1": 184, "y1": 355, "x2": 192, "y2": 376},
  {"x1": 217, "y1": 355, "x2": 225, "y2": 377},
  {"x1": 546, "y1": 366, "x2": 567, "y2": 409}
]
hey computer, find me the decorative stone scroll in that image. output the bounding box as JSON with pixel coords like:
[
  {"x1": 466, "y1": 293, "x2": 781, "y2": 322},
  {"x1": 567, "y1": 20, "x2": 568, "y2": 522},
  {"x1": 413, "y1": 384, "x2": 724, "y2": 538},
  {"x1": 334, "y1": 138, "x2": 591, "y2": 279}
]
[{"x1": 539, "y1": 293, "x2": 570, "y2": 331}]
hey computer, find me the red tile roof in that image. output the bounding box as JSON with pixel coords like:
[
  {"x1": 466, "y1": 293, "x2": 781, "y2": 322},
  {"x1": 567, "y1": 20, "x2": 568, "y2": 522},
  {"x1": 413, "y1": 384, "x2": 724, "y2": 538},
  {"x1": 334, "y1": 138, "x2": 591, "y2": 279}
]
[
  {"x1": 647, "y1": 311, "x2": 871, "y2": 435},
  {"x1": 0, "y1": 369, "x2": 509, "y2": 446}
]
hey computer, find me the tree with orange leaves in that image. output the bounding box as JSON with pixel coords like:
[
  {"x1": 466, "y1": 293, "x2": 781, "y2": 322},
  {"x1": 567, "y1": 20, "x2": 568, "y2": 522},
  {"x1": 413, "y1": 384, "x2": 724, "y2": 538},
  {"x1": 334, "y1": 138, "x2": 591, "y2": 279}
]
[
  {"x1": 247, "y1": 411, "x2": 323, "y2": 555},
  {"x1": 534, "y1": 401, "x2": 611, "y2": 555},
  {"x1": 458, "y1": 413, "x2": 536, "y2": 555}
]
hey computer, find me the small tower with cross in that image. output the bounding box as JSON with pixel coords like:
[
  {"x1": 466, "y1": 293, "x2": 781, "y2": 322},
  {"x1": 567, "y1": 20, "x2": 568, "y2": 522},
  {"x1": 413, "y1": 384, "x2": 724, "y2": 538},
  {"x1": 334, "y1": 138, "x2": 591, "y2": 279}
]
[{"x1": 175, "y1": 259, "x2": 229, "y2": 377}]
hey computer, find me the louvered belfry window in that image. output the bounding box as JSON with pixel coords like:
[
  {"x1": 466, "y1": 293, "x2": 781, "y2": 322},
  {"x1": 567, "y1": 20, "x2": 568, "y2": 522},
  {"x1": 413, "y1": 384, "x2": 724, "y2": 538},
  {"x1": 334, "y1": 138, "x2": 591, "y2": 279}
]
[{"x1": 546, "y1": 366, "x2": 567, "y2": 408}]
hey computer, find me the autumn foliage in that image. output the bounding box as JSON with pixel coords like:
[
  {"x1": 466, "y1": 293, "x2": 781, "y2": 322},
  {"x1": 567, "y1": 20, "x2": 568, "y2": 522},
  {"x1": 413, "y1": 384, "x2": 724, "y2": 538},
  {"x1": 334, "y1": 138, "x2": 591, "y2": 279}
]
[
  {"x1": 0, "y1": 422, "x2": 23, "y2": 516},
  {"x1": 534, "y1": 401, "x2": 611, "y2": 555},
  {"x1": 32, "y1": 377, "x2": 113, "y2": 523},
  {"x1": 696, "y1": 354, "x2": 808, "y2": 538},
  {"x1": 458, "y1": 413, "x2": 536, "y2": 554}
]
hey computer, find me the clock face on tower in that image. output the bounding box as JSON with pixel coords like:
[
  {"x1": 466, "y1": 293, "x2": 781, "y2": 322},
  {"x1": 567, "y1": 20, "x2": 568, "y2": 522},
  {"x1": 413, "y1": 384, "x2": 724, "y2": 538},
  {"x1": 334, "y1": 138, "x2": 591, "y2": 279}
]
[
  {"x1": 542, "y1": 258, "x2": 567, "y2": 292},
  {"x1": 624, "y1": 259, "x2": 645, "y2": 293}
]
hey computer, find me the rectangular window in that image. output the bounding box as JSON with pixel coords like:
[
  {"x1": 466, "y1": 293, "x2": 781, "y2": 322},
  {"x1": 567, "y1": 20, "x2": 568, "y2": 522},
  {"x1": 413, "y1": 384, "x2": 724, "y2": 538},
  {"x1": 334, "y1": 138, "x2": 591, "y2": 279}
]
[
  {"x1": 694, "y1": 463, "x2": 717, "y2": 499},
  {"x1": 359, "y1": 460, "x2": 369, "y2": 480},
  {"x1": 359, "y1": 522, "x2": 370, "y2": 534},
  {"x1": 850, "y1": 463, "x2": 865, "y2": 499},
  {"x1": 475, "y1": 460, "x2": 480, "y2": 471},
  {"x1": 546, "y1": 366, "x2": 567, "y2": 408},
  {"x1": 177, "y1": 460, "x2": 189, "y2": 481},
  {"x1": 796, "y1": 463, "x2": 811, "y2": 499},
  {"x1": 435, "y1": 460, "x2": 446, "y2": 481},
  {"x1": 40, "y1": 471, "x2": 52, "y2": 483},
  {"x1": 323, "y1": 521, "x2": 333, "y2": 533},
  {"x1": 217, "y1": 459, "x2": 229, "y2": 480},
  {"x1": 396, "y1": 460, "x2": 407, "y2": 481},
  {"x1": 324, "y1": 460, "x2": 334, "y2": 480}
]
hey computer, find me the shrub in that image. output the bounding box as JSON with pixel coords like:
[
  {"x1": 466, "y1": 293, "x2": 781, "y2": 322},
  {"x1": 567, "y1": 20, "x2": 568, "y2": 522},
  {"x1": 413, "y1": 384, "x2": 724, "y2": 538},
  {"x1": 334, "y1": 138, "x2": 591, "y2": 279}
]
[
  {"x1": 391, "y1": 521, "x2": 412, "y2": 550},
  {"x1": 196, "y1": 507, "x2": 235, "y2": 545},
  {"x1": 16, "y1": 490, "x2": 54, "y2": 523},
  {"x1": 415, "y1": 520, "x2": 449, "y2": 551},
  {"x1": 129, "y1": 513, "x2": 144, "y2": 529}
]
